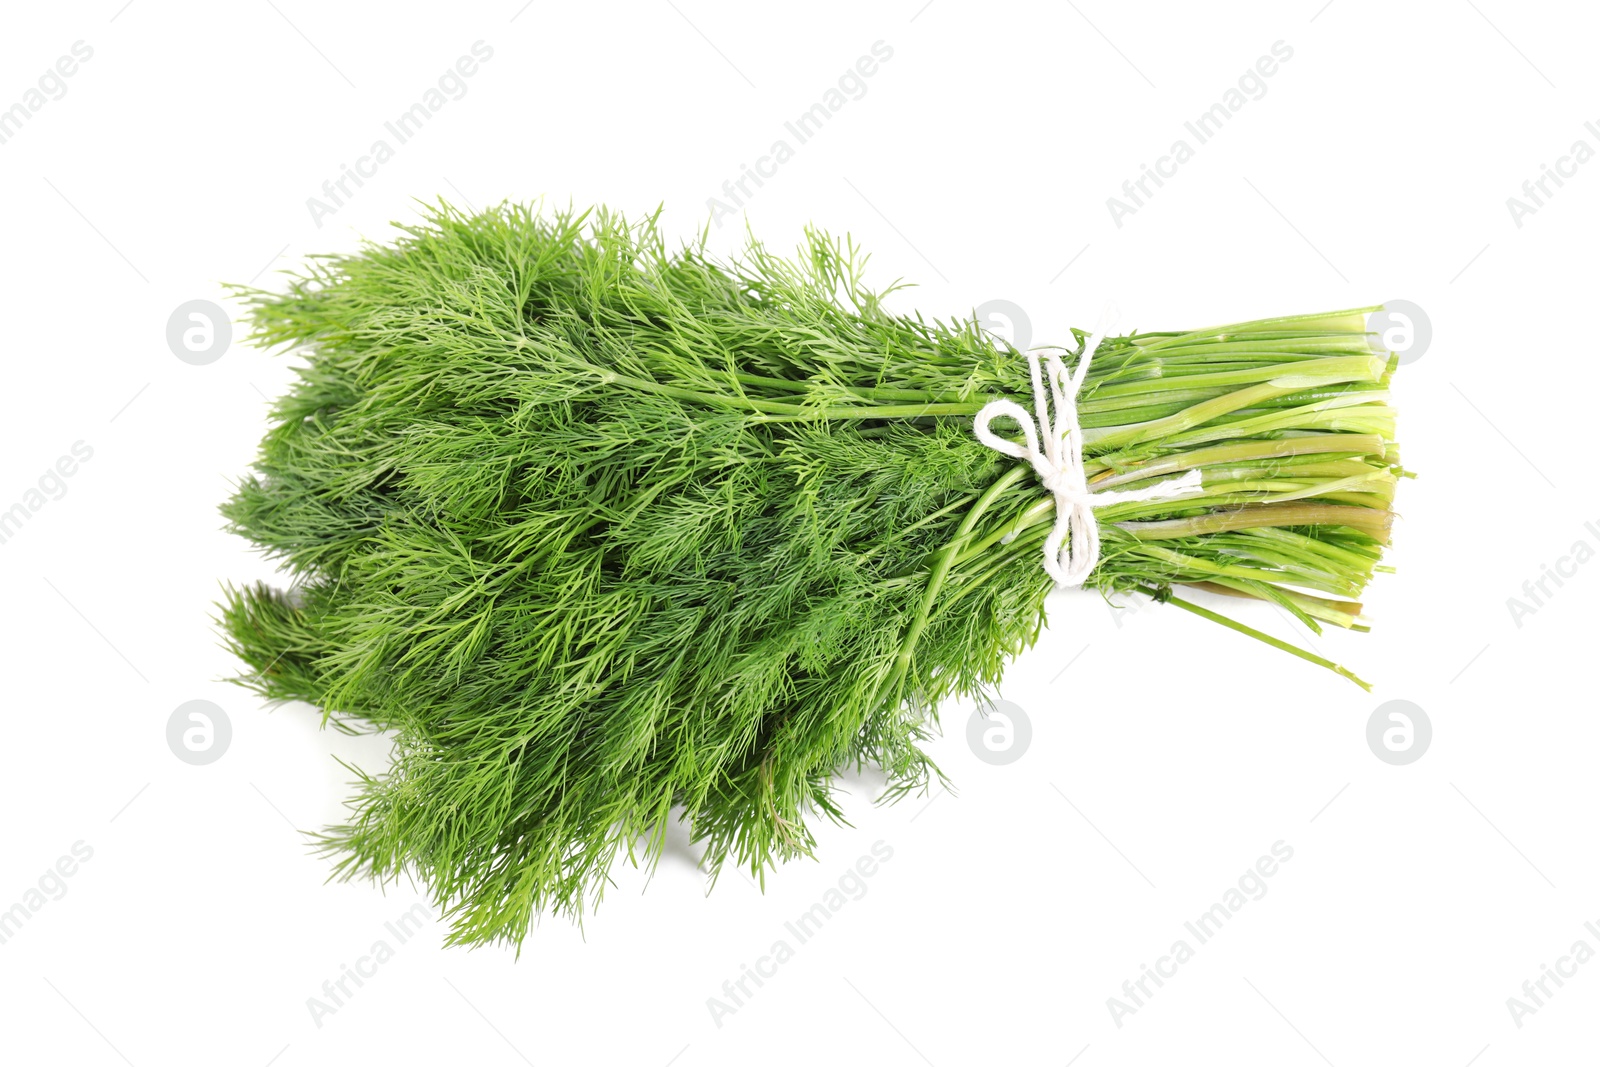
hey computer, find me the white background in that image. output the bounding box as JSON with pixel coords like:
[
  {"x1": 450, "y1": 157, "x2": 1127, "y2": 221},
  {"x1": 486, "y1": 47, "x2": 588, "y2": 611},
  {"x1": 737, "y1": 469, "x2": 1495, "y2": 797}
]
[{"x1": 1, "y1": 2, "x2": 1595, "y2": 1064}]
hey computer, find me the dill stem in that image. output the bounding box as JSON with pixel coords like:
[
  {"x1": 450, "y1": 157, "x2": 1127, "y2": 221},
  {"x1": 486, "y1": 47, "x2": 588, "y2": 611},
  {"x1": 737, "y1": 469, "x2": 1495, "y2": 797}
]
[
  {"x1": 729, "y1": 371, "x2": 962, "y2": 405},
  {"x1": 1154, "y1": 588, "x2": 1372, "y2": 691},
  {"x1": 876, "y1": 465, "x2": 1030, "y2": 711},
  {"x1": 560, "y1": 353, "x2": 986, "y2": 420},
  {"x1": 1084, "y1": 435, "x2": 1388, "y2": 487}
]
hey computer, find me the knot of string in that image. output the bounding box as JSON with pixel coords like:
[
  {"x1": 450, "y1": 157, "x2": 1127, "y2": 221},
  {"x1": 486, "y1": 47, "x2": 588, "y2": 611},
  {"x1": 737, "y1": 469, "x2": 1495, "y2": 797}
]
[{"x1": 973, "y1": 333, "x2": 1203, "y2": 587}]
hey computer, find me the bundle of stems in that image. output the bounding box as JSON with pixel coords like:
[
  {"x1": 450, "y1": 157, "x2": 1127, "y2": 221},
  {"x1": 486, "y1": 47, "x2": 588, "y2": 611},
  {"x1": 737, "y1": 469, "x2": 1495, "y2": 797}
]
[{"x1": 220, "y1": 202, "x2": 1403, "y2": 949}]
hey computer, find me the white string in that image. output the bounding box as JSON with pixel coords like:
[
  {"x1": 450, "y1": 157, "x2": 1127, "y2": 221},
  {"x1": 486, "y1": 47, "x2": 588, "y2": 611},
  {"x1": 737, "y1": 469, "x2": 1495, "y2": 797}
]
[{"x1": 973, "y1": 333, "x2": 1204, "y2": 587}]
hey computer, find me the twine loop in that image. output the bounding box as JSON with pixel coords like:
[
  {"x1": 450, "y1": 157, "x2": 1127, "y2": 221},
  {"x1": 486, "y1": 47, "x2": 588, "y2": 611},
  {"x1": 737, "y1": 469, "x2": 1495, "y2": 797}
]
[{"x1": 973, "y1": 333, "x2": 1203, "y2": 587}]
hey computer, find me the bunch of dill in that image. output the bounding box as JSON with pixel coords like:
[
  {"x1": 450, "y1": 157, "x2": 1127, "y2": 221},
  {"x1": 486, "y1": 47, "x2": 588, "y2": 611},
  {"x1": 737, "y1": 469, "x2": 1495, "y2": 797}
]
[{"x1": 221, "y1": 202, "x2": 1402, "y2": 949}]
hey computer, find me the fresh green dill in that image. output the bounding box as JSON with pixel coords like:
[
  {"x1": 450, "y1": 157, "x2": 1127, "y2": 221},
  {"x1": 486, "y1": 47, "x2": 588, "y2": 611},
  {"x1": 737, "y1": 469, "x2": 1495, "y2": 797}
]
[{"x1": 219, "y1": 202, "x2": 1404, "y2": 950}]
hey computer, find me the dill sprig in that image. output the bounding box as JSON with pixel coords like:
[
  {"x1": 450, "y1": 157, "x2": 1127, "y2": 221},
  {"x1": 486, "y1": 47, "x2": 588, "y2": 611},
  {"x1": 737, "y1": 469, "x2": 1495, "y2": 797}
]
[{"x1": 219, "y1": 202, "x2": 1403, "y2": 949}]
